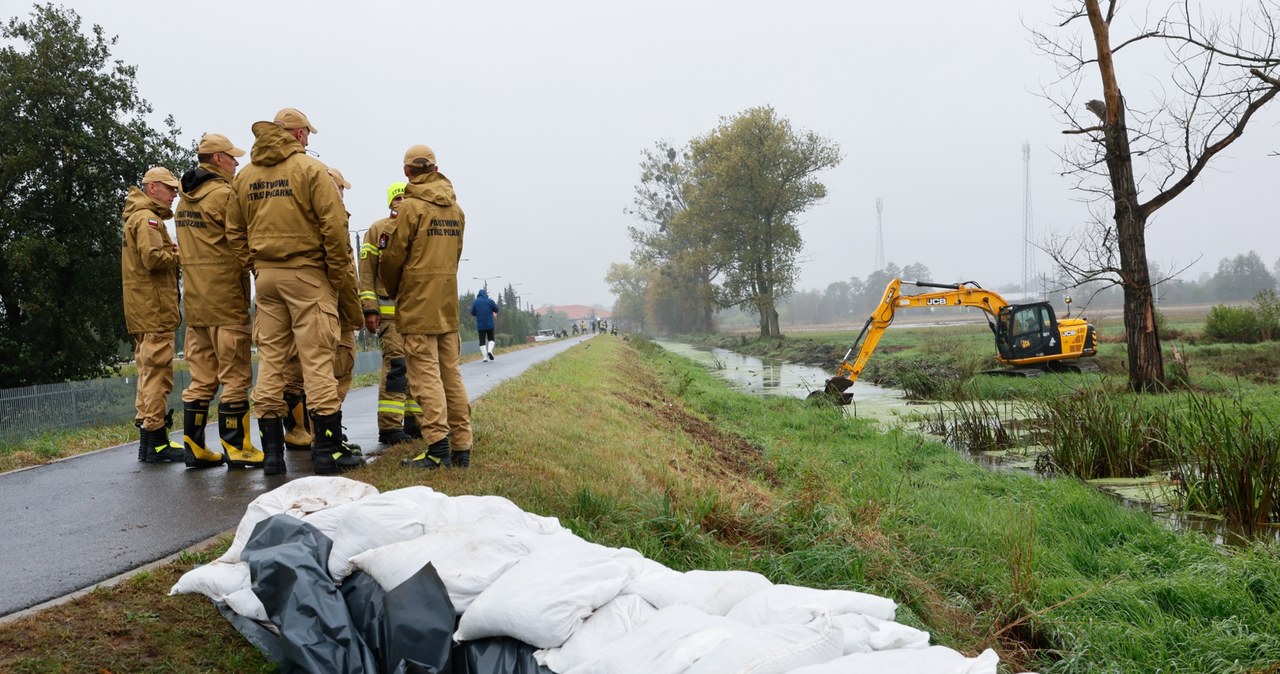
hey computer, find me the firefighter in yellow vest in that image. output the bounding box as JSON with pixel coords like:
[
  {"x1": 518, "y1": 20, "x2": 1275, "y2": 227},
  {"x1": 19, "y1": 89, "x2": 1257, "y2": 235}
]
[
  {"x1": 380, "y1": 145, "x2": 473, "y2": 468},
  {"x1": 225, "y1": 108, "x2": 363, "y2": 475},
  {"x1": 121, "y1": 167, "x2": 185, "y2": 463},
  {"x1": 175, "y1": 133, "x2": 263, "y2": 470},
  {"x1": 360, "y1": 181, "x2": 416, "y2": 446}
]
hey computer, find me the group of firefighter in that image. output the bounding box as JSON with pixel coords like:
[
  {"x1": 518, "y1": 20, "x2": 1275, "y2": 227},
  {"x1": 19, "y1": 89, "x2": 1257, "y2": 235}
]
[{"x1": 121, "y1": 107, "x2": 471, "y2": 477}]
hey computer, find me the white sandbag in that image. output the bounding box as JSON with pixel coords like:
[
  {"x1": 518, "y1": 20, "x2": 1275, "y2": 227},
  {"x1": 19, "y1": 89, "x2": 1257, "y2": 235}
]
[
  {"x1": 223, "y1": 586, "x2": 269, "y2": 622},
  {"x1": 788, "y1": 645, "x2": 1001, "y2": 674},
  {"x1": 563, "y1": 604, "x2": 746, "y2": 674},
  {"x1": 625, "y1": 568, "x2": 773, "y2": 616},
  {"x1": 326, "y1": 487, "x2": 458, "y2": 581},
  {"x1": 169, "y1": 560, "x2": 249, "y2": 600},
  {"x1": 452, "y1": 494, "x2": 565, "y2": 535},
  {"x1": 454, "y1": 532, "x2": 642, "y2": 648},
  {"x1": 727, "y1": 583, "x2": 896, "y2": 625},
  {"x1": 685, "y1": 611, "x2": 844, "y2": 674},
  {"x1": 350, "y1": 515, "x2": 543, "y2": 612},
  {"x1": 215, "y1": 476, "x2": 378, "y2": 563},
  {"x1": 831, "y1": 612, "x2": 931, "y2": 654},
  {"x1": 536, "y1": 593, "x2": 658, "y2": 672}
]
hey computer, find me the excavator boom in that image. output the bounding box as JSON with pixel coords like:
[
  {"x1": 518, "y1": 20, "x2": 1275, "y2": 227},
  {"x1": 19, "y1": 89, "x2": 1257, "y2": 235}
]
[{"x1": 822, "y1": 279, "x2": 1096, "y2": 398}]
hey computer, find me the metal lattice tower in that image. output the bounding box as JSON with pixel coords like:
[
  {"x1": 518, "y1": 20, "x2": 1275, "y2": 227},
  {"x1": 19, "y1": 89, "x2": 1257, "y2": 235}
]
[
  {"x1": 1021, "y1": 142, "x2": 1037, "y2": 296},
  {"x1": 875, "y1": 197, "x2": 885, "y2": 271}
]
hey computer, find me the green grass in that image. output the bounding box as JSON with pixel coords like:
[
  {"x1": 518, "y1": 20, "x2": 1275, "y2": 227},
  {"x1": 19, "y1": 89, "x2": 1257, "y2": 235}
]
[{"x1": 2, "y1": 336, "x2": 1279, "y2": 673}]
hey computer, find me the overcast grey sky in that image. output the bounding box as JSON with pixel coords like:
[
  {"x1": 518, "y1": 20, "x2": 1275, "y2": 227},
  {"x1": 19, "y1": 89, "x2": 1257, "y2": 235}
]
[{"x1": 40, "y1": 0, "x2": 1280, "y2": 308}]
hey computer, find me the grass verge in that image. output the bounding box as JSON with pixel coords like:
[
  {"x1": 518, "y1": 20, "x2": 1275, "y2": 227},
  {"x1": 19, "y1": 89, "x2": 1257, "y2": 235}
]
[{"x1": 2, "y1": 336, "x2": 1278, "y2": 672}]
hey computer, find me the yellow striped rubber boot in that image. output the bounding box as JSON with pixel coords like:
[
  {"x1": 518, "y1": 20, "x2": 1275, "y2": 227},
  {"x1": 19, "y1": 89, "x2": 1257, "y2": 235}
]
[
  {"x1": 183, "y1": 400, "x2": 225, "y2": 469},
  {"x1": 219, "y1": 400, "x2": 264, "y2": 469},
  {"x1": 283, "y1": 391, "x2": 312, "y2": 451}
]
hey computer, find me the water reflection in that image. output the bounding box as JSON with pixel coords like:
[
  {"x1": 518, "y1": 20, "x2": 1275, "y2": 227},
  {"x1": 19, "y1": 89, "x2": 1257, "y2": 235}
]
[{"x1": 655, "y1": 342, "x2": 905, "y2": 421}]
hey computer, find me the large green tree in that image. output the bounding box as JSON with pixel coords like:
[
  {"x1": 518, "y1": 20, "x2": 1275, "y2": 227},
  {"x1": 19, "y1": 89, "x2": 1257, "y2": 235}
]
[
  {"x1": 626, "y1": 141, "x2": 718, "y2": 333},
  {"x1": 685, "y1": 106, "x2": 841, "y2": 337},
  {"x1": 0, "y1": 4, "x2": 184, "y2": 387}
]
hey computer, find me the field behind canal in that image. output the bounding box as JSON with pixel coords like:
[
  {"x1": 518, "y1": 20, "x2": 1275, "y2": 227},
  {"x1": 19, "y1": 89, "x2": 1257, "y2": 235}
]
[{"x1": 2, "y1": 334, "x2": 1278, "y2": 673}]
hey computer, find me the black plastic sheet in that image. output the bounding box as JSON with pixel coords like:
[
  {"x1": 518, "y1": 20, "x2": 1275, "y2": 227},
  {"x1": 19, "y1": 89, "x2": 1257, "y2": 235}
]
[{"x1": 228, "y1": 514, "x2": 550, "y2": 674}]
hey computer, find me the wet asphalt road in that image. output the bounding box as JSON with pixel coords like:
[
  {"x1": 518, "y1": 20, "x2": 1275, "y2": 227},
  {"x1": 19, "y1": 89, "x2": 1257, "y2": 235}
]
[{"x1": 0, "y1": 335, "x2": 593, "y2": 619}]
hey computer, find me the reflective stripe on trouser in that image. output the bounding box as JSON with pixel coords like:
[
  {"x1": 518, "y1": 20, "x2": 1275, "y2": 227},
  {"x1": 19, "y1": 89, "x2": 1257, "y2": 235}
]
[
  {"x1": 133, "y1": 331, "x2": 175, "y2": 431},
  {"x1": 403, "y1": 331, "x2": 471, "y2": 447},
  {"x1": 182, "y1": 323, "x2": 253, "y2": 403},
  {"x1": 377, "y1": 319, "x2": 407, "y2": 431},
  {"x1": 251, "y1": 267, "x2": 341, "y2": 418},
  {"x1": 335, "y1": 329, "x2": 355, "y2": 402}
]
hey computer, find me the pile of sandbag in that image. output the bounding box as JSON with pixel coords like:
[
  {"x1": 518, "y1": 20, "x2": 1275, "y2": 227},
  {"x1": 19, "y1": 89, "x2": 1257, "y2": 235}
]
[{"x1": 172, "y1": 477, "x2": 1002, "y2": 673}]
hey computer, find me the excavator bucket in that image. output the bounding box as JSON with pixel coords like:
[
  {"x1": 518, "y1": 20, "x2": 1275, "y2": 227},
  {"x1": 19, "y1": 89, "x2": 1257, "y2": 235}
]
[{"x1": 806, "y1": 375, "x2": 854, "y2": 405}]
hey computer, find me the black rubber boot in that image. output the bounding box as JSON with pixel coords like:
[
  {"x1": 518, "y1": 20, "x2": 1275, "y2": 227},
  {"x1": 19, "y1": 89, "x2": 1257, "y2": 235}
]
[
  {"x1": 259, "y1": 416, "x2": 286, "y2": 476},
  {"x1": 379, "y1": 428, "x2": 413, "y2": 446},
  {"x1": 401, "y1": 437, "x2": 451, "y2": 469},
  {"x1": 283, "y1": 391, "x2": 312, "y2": 451},
  {"x1": 312, "y1": 411, "x2": 365, "y2": 475},
  {"x1": 136, "y1": 420, "x2": 147, "y2": 462},
  {"x1": 183, "y1": 400, "x2": 224, "y2": 469},
  {"x1": 450, "y1": 450, "x2": 471, "y2": 468},
  {"x1": 141, "y1": 422, "x2": 184, "y2": 464},
  {"x1": 403, "y1": 413, "x2": 422, "y2": 440}
]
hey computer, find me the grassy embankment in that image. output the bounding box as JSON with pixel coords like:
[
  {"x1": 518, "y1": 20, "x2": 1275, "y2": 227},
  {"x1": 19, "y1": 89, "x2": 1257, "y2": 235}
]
[
  {"x1": 696, "y1": 305, "x2": 1280, "y2": 532},
  {"x1": 2, "y1": 335, "x2": 1279, "y2": 672}
]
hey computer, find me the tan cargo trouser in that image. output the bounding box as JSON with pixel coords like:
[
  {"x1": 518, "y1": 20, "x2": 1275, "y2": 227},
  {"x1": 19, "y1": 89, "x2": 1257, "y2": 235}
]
[
  {"x1": 403, "y1": 331, "x2": 471, "y2": 448},
  {"x1": 377, "y1": 319, "x2": 407, "y2": 432},
  {"x1": 182, "y1": 323, "x2": 253, "y2": 404},
  {"x1": 251, "y1": 267, "x2": 340, "y2": 418},
  {"x1": 132, "y1": 332, "x2": 175, "y2": 431},
  {"x1": 335, "y1": 329, "x2": 355, "y2": 402}
]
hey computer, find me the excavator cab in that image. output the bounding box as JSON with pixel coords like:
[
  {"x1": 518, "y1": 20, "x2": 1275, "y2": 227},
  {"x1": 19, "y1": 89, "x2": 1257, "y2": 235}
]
[{"x1": 995, "y1": 303, "x2": 1062, "y2": 361}]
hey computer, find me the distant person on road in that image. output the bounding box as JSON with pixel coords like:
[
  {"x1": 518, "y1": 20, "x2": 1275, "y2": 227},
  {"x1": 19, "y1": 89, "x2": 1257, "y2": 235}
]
[
  {"x1": 471, "y1": 287, "x2": 500, "y2": 361},
  {"x1": 121, "y1": 166, "x2": 186, "y2": 464},
  {"x1": 175, "y1": 134, "x2": 262, "y2": 470},
  {"x1": 360, "y1": 181, "x2": 415, "y2": 446},
  {"x1": 572, "y1": 322, "x2": 579, "y2": 336},
  {"x1": 225, "y1": 107, "x2": 363, "y2": 476},
  {"x1": 380, "y1": 144, "x2": 473, "y2": 469}
]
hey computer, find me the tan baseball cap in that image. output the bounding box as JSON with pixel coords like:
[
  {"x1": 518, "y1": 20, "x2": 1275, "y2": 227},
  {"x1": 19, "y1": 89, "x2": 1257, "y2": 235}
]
[
  {"x1": 327, "y1": 168, "x2": 351, "y2": 190},
  {"x1": 274, "y1": 107, "x2": 318, "y2": 133},
  {"x1": 197, "y1": 133, "x2": 245, "y2": 157},
  {"x1": 142, "y1": 166, "x2": 180, "y2": 188},
  {"x1": 403, "y1": 144, "x2": 436, "y2": 168}
]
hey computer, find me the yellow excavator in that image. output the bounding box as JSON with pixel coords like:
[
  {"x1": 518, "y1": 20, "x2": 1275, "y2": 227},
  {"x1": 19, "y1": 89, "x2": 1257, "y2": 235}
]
[{"x1": 822, "y1": 279, "x2": 1098, "y2": 398}]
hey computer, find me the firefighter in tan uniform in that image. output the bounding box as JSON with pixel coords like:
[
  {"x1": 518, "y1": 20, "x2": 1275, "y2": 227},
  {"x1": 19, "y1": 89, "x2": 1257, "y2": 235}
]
[
  {"x1": 273, "y1": 167, "x2": 361, "y2": 458},
  {"x1": 380, "y1": 145, "x2": 473, "y2": 468},
  {"x1": 121, "y1": 167, "x2": 185, "y2": 463},
  {"x1": 359, "y1": 182, "x2": 415, "y2": 446},
  {"x1": 225, "y1": 108, "x2": 364, "y2": 475},
  {"x1": 327, "y1": 167, "x2": 362, "y2": 407},
  {"x1": 175, "y1": 133, "x2": 263, "y2": 470}
]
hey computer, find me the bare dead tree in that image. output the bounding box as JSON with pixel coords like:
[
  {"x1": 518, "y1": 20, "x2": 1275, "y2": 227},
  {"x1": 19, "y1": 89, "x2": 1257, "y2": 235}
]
[{"x1": 1033, "y1": 0, "x2": 1280, "y2": 392}]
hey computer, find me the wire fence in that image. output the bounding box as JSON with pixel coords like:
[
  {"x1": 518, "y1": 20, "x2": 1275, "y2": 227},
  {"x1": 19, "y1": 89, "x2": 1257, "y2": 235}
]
[{"x1": 0, "y1": 351, "x2": 384, "y2": 443}]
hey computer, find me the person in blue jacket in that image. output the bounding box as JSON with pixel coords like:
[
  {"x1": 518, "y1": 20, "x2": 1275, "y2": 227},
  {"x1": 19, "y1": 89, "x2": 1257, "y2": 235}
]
[{"x1": 471, "y1": 288, "x2": 500, "y2": 361}]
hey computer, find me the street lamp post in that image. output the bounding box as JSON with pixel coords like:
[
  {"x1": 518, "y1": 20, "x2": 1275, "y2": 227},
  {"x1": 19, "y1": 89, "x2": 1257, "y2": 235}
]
[{"x1": 472, "y1": 275, "x2": 501, "y2": 290}]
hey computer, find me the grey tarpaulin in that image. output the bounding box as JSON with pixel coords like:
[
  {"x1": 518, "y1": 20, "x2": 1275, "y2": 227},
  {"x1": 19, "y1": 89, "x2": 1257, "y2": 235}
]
[{"x1": 232, "y1": 513, "x2": 556, "y2": 674}]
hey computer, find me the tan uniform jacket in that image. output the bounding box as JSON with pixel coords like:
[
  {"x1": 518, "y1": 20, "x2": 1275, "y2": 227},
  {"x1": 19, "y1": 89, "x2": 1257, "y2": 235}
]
[
  {"x1": 121, "y1": 187, "x2": 180, "y2": 334},
  {"x1": 224, "y1": 121, "x2": 353, "y2": 299},
  {"x1": 359, "y1": 215, "x2": 398, "y2": 319},
  {"x1": 175, "y1": 164, "x2": 251, "y2": 327},
  {"x1": 379, "y1": 172, "x2": 465, "y2": 335}
]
